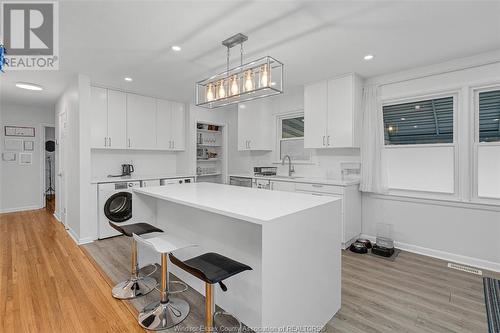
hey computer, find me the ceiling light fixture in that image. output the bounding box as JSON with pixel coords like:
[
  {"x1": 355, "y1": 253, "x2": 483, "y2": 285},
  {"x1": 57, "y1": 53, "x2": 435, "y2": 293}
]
[
  {"x1": 171, "y1": 45, "x2": 181, "y2": 52},
  {"x1": 124, "y1": 77, "x2": 133, "y2": 82},
  {"x1": 15, "y1": 82, "x2": 43, "y2": 91},
  {"x1": 364, "y1": 54, "x2": 374, "y2": 61},
  {"x1": 195, "y1": 33, "x2": 283, "y2": 109}
]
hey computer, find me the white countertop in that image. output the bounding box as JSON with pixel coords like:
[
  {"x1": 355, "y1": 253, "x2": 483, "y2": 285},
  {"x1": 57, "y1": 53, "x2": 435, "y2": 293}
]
[
  {"x1": 91, "y1": 173, "x2": 195, "y2": 184},
  {"x1": 134, "y1": 182, "x2": 339, "y2": 225},
  {"x1": 229, "y1": 173, "x2": 360, "y2": 186}
]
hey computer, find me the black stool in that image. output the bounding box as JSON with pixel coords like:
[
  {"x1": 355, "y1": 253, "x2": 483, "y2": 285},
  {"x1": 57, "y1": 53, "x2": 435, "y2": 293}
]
[
  {"x1": 169, "y1": 252, "x2": 252, "y2": 331},
  {"x1": 109, "y1": 222, "x2": 163, "y2": 299}
]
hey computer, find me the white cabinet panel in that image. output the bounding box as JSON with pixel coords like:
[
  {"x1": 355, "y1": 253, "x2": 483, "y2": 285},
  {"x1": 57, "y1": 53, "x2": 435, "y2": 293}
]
[
  {"x1": 237, "y1": 100, "x2": 273, "y2": 151},
  {"x1": 171, "y1": 102, "x2": 186, "y2": 151},
  {"x1": 304, "y1": 81, "x2": 328, "y2": 148},
  {"x1": 127, "y1": 94, "x2": 157, "y2": 149},
  {"x1": 107, "y1": 90, "x2": 127, "y2": 149},
  {"x1": 270, "y1": 181, "x2": 296, "y2": 192},
  {"x1": 90, "y1": 87, "x2": 108, "y2": 148},
  {"x1": 156, "y1": 99, "x2": 173, "y2": 150},
  {"x1": 327, "y1": 75, "x2": 354, "y2": 148}
]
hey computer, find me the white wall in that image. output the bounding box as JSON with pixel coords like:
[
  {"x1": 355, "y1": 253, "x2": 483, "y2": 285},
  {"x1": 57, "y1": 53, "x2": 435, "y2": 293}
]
[
  {"x1": 91, "y1": 149, "x2": 177, "y2": 179},
  {"x1": 0, "y1": 102, "x2": 54, "y2": 212},
  {"x1": 362, "y1": 55, "x2": 500, "y2": 271}
]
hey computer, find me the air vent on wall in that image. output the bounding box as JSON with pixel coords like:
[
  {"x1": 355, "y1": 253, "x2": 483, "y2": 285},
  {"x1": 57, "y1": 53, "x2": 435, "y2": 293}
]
[{"x1": 447, "y1": 263, "x2": 482, "y2": 275}]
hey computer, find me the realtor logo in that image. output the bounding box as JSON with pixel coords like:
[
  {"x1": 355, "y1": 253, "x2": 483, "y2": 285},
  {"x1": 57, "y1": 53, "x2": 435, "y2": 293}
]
[{"x1": 1, "y1": 1, "x2": 59, "y2": 70}]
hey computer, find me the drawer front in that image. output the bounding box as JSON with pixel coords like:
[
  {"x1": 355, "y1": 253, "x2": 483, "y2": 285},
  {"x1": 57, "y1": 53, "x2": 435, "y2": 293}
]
[{"x1": 295, "y1": 183, "x2": 344, "y2": 195}]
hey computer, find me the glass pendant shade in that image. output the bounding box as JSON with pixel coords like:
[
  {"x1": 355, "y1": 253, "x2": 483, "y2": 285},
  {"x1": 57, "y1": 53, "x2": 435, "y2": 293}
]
[{"x1": 196, "y1": 56, "x2": 283, "y2": 109}]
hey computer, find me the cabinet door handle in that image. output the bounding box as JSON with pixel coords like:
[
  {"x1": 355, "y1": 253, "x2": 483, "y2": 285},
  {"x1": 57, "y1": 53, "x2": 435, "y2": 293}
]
[
  {"x1": 108, "y1": 137, "x2": 111, "y2": 147},
  {"x1": 128, "y1": 138, "x2": 131, "y2": 148},
  {"x1": 312, "y1": 184, "x2": 323, "y2": 188},
  {"x1": 327, "y1": 136, "x2": 330, "y2": 146},
  {"x1": 104, "y1": 137, "x2": 107, "y2": 147},
  {"x1": 172, "y1": 140, "x2": 174, "y2": 149},
  {"x1": 248, "y1": 140, "x2": 251, "y2": 149},
  {"x1": 322, "y1": 136, "x2": 325, "y2": 146}
]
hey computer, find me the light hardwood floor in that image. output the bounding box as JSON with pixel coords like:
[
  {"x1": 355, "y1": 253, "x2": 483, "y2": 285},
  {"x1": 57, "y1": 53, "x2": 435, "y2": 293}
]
[
  {"x1": 0, "y1": 209, "x2": 144, "y2": 332},
  {"x1": 1, "y1": 209, "x2": 498, "y2": 332}
]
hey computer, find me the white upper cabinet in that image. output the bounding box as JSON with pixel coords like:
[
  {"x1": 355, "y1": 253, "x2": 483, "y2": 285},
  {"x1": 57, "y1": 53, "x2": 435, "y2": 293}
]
[
  {"x1": 156, "y1": 99, "x2": 186, "y2": 151},
  {"x1": 170, "y1": 102, "x2": 186, "y2": 151},
  {"x1": 126, "y1": 93, "x2": 157, "y2": 149},
  {"x1": 237, "y1": 100, "x2": 273, "y2": 151},
  {"x1": 107, "y1": 90, "x2": 127, "y2": 149},
  {"x1": 90, "y1": 86, "x2": 108, "y2": 148},
  {"x1": 90, "y1": 87, "x2": 185, "y2": 151},
  {"x1": 304, "y1": 73, "x2": 362, "y2": 148},
  {"x1": 304, "y1": 81, "x2": 328, "y2": 148}
]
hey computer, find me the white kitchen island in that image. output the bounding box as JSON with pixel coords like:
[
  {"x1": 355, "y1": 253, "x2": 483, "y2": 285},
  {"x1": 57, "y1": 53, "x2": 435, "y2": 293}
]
[{"x1": 133, "y1": 182, "x2": 342, "y2": 332}]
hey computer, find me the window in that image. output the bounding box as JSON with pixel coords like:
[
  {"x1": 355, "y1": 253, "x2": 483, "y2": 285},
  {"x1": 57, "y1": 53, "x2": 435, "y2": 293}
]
[
  {"x1": 478, "y1": 89, "x2": 500, "y2": 143},
  {"x1": 383, "y1": 96, "x2": 454, "y2": 145},
  {"x1": 278, "y1": 114, "x2": 311, "y2": 161}
]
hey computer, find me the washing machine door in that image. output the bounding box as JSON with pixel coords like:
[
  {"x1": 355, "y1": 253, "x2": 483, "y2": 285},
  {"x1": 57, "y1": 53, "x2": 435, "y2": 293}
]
[{"x1": 104, "y1": 192, "x2": 132, "y2": 223}]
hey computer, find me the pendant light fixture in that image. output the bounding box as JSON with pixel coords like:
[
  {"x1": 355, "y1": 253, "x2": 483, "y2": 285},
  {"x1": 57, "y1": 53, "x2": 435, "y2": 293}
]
[{"x1": 196, "y1": 33, "x2": 283, "y2": 109}]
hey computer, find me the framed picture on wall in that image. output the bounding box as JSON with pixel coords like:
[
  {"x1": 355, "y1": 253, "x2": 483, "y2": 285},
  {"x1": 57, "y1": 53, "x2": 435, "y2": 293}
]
[
  {"x1": 19, "y1": 153, "x2": 32, "y2": 165},
  {"x1": 4, "y1": 126, "x2": 35, "y2": 137},
  {"x1": 23, "y1": 140, "x2": 34, "y2": 151}
]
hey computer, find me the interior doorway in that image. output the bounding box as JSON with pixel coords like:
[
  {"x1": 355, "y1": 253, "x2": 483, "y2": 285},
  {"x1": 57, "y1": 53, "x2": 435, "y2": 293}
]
[{"x1": 44, "y1": 126, "x2": 56, "y2": 213}]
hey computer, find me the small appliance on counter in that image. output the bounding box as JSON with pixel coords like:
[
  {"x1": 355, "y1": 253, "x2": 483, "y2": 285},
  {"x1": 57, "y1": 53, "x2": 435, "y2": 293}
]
[
  {"x1": 253, "y1": 167, "x2": 277, "y2": 176},
  {"x1": 107, "y1": 164, "x2": 135, "y2": 178}
]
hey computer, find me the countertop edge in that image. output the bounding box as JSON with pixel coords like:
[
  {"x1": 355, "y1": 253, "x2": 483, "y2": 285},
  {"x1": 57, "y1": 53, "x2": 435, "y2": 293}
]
[
  {"x1": 229, "y1": 174, "x2": 360, "y2": 186},
  {"x1": 91, "y1": 174, "x2": 196, "y2": 184}
]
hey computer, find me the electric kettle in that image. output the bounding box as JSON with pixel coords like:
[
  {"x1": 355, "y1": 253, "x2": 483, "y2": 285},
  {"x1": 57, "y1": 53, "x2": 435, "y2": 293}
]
[{"x1": 121, "y1": 164, "x2": 134, "y2": 176}]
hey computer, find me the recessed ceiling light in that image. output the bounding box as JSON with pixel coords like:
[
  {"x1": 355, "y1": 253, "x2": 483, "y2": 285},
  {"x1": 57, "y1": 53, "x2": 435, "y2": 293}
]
[
  {"x1": 171, "y1": 45, "x2": 182, "y2": 52},
  {"x1": 124, "y1": 77, "x2": 133, "y2": 82},
  {"x1": 363, "y1": 54, "x2": 374, "y2": 61},
  {"x1": 15, "y1": 82, "x2": 43, "y2": 91}
]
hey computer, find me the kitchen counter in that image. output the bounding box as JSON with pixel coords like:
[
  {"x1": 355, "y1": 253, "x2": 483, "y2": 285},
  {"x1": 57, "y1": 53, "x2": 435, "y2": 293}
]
[
  {"x1": 134, "y1": 182, "x2": 338, "y2": 225},
  {"x1": 134, "y1": 182, "x2": 342, "y2": 330},
  {"x1": 90, "y1": 173, "x2": 195, "y2": 184},
  {"x1": 229, "y1": 173, "x2": 360, "y2": 186}
]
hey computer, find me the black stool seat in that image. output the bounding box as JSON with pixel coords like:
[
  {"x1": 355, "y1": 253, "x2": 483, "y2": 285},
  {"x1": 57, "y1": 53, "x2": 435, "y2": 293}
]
[
  {"x1": 109, "y1": 222, "x2": 163, "y2": 237},
  {"x1": 169, "y1": 252, "x2": 252, "y2": 285}
]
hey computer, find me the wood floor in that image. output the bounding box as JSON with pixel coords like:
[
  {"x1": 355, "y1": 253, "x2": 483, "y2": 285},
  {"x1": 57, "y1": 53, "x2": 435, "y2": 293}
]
[
  {"x1": 1, "y1": 209, "x2": 498, "y2": 333},
  {"x1": 0, "y1": 209, "x2": 144, "y2": 332}
]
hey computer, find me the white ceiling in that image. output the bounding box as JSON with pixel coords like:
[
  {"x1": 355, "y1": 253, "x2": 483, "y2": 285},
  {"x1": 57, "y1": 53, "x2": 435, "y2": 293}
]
[{"x1": 1, "y1": 0, "x2": 500, "y2": 107}]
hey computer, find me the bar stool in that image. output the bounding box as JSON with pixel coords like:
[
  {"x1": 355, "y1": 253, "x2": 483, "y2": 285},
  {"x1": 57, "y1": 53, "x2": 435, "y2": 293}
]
[
  {"x1": 109, "y1": 222, "x2": 163, "y2": 299},
  {"x1": 169, "y1": 252, "x2": 252, "y2": 332},
  {"x1": 133, "y1": 233, "x2": 195, "y2": 330}
]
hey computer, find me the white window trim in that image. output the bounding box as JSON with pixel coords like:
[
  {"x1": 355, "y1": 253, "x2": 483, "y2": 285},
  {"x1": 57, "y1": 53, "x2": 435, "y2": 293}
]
[
  {"x1": 471, "y1": 83, "x2": 500, "y2": 204},
  {"x1": 381, "y1": 91, "x2": 460, "y2": 199},
  {"x1": 274, "y1": 111, "x2": 313, "y2": 164}
]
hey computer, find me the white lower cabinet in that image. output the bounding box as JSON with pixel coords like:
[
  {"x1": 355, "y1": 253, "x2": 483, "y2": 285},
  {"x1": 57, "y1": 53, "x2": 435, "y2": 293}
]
[{"x1": 273, "y1": 181, "x2": 361, "y2": 248}]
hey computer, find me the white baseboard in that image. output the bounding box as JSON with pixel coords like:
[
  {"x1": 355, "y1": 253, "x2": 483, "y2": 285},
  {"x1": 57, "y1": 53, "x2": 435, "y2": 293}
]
[
  {"x1": 53, "y1": 213, "x2": 61, "y2": 222},
  {"x1": 65, "y1": 227, "x2": 94, "y2": 245},
  {"x1": 360, "y1": 234, "x2": 500, "y2": 273},
  {"x1": 0, "y1": 205, "x2": 42, "y2": 213}
]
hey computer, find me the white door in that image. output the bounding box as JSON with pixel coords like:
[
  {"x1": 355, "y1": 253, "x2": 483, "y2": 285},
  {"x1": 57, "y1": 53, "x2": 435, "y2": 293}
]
[
  {"x1": 156, "y1": 99, "x2": 173, "y2": 150},
  {"x1": 127, "y1": 93, "x2": 157, "y2": 149},
  {"x1": 58, "y1": 111, "x2": 68, "y2": 228},
  {"x1": 171, "y1": 102, "x2": 185, "y2": 151},
  {"x1": 327, "y1": 75, "x2": 354, "y2": 148},
  {"x1": 90, "y1": 87, "x2": 108, "y2": 148},
  {"x1": 107, "y1": 90, "x2": 127, "y2": 149},
  {"x1": 304, "y1": 81, "x2": 328, "y2": 148}
]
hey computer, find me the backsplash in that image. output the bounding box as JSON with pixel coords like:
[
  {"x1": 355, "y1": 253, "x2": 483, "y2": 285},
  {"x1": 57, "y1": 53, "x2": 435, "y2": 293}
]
[{"x1": 91, "y1": 149, "x2": 177, "y2": 179}]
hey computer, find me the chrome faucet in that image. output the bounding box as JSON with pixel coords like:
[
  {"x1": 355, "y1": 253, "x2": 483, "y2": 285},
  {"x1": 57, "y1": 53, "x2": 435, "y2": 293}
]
[{"x1": 282, "y1": 155, "x2": 295, "y2": 177}]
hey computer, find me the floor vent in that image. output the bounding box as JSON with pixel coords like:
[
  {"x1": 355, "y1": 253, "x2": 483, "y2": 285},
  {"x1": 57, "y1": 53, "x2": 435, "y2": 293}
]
[{"x1": 447, "y1": 263, "x2": 482, "y2": 275}]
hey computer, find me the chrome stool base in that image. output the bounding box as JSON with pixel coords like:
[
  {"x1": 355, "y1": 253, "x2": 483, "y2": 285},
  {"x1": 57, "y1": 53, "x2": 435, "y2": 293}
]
[
  {"x1": 138, "y1": 297, "x2": 190, "y2": 330},
  {"x1": 112, "y1": 276, "x2": 156, "y2": 299}
]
